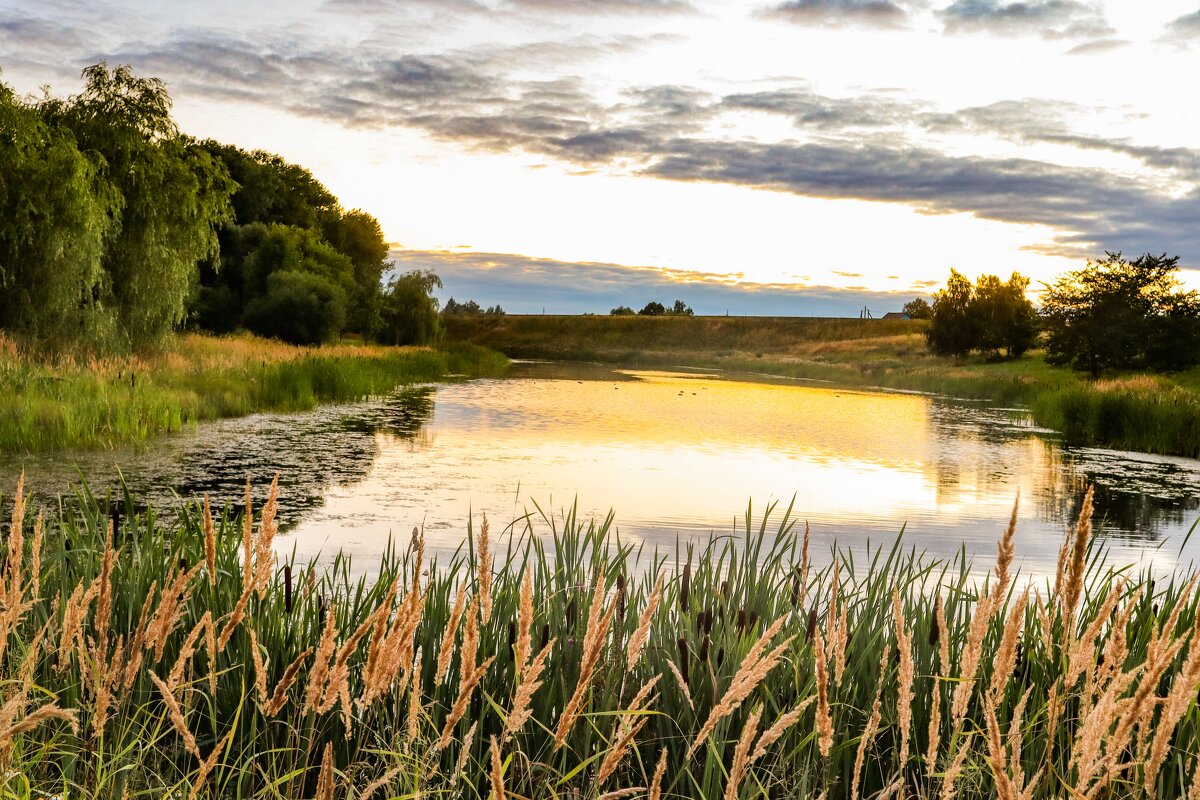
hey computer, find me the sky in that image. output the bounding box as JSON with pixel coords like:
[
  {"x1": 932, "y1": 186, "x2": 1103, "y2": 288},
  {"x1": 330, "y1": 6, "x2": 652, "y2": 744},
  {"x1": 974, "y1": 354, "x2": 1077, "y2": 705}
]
[{"x1": 3, "y1": 0, "x2": 1199, "y2": 315}]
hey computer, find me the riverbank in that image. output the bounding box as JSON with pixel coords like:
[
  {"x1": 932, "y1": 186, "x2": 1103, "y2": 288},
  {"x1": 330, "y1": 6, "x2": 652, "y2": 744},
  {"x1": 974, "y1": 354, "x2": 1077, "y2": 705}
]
[
  {"x1": 0, "y1": 332, "x2": 507, "y2": 452},
  {"x1": 3, "y1": 475, "x2": 1199, "y2": 799},
  {"x1": 443, "y1": 315, "x2": 1200, "y2": 458}
]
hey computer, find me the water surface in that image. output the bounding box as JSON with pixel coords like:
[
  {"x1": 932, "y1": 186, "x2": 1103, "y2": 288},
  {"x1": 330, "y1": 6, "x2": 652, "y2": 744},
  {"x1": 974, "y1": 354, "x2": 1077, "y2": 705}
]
[{"x1": 5, "y1": 361, "x2": 1199, "y2": 579}]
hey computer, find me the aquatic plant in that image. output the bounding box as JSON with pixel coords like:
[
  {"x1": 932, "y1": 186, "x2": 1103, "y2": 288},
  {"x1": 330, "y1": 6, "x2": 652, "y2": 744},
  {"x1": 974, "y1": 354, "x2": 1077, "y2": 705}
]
[{"x1": 1, "y1": 474, "x2": 1199, "y2": 798}]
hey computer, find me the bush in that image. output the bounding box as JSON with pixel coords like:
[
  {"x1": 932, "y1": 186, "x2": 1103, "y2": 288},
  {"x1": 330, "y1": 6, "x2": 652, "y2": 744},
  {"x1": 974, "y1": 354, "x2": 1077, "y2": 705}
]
[{"x1": 243, "y1": 271, "x2": 346, "y2": 345}]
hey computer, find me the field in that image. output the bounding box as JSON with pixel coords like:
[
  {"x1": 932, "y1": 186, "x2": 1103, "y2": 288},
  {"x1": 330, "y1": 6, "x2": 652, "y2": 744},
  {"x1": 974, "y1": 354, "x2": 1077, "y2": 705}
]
[
  {"x1": 0, "y1": 333, "x2": 507, "y2": 452},
  {"x1": 3, "y1": 474, "x2": 1200, "y2": 799},
  {"x1": 443, "y1": 315, "x2": 1200, "y2": 458}
]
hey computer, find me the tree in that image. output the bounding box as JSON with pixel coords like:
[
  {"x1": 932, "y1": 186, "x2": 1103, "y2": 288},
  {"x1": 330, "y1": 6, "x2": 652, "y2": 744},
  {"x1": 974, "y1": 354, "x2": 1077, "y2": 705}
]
[
  {"x1": 902, "y1": 297, "x2": 933, "y2": 320},
  {"x1": 1041, "y1": 252, "x2": 1200, "y2": 374},
  {"x1": 667, "y1": 300, "x2": 694, "y2": 316},
  {"x1": 40, "y1": 64, "x2": 234, "y2": 347},
  {"x1": 973, "y1": 273, "x2": 1038, "y2": 357},
  {"x1": 638, "y1": 301, "x2": 666, "y2": 316},
  {"x1": 926, "y1": 270, "x2": 978, "y2": 359},
  {"x1": 610, "y1": 306, "x2": 635, "y2": 316},
  {"x1": 243, "y1": 271, "x2": 346, "y2": 345},
  {"x1": 0, "y1": 80, "x2": 117, "y2": 344},
  {"x1": 381, "y1": 270, "x2": 442, "y2": 346}
]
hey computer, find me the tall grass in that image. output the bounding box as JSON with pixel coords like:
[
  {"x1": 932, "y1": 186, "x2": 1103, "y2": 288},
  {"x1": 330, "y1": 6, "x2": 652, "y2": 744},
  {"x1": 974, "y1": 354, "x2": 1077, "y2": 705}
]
[
  {"x1": 2, "y1": 475, "x2": 1200, "y2": 798},
  {"x1": 0, "y1": 333, "x2": 508, "y2": 452}
]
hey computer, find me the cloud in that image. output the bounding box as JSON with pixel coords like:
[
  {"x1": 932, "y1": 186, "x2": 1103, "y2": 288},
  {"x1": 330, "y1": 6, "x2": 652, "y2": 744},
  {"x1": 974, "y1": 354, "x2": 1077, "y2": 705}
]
[
  {"x1": 1166, "y1": 9, "x2": 1200, "y2": 38},
  {"x1": 389, "y1": 249, "x2": 919, "y2": 314},
  {"x1": 505, "y1": 0, "x2": 694, "y2": 13},
  {"x1": 939, "y1": 1, "x2": 1112, "y2": 40},
  {"x1": 767, "y1": 0, "x2": 913, "y2": 29},
  {"x1": 1066, "y1": 37, "x2": 1128, "y2": 55}
]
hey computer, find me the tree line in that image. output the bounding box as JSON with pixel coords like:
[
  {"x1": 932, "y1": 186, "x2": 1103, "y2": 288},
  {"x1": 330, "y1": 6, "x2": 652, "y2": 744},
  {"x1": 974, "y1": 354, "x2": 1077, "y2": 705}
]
[
  {"x1": 0, "y1": 64, "x2": 441, "y2": 349},
  {"x1": 917, "y1": 253, "x2": 1200, "y2": 374},
  {"x1": 610, "y1": 300, "x2": 694, "y2": 316}
]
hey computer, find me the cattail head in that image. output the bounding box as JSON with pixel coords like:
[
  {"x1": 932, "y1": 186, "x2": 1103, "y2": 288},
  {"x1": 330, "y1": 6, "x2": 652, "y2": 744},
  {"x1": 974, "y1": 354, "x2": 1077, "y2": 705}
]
[{"x1": 680, "y1": 558, "x2": 691, "y2": 612}]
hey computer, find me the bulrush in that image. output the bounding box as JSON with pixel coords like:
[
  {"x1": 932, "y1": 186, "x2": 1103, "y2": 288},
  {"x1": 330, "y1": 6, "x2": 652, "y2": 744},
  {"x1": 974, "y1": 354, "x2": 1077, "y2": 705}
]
[
  {"x1": 596, "y1": 675, "x2": 660, "y2": 783},
  {"x1": 926, "y1": 594, "x2": 949, "y2": 773},
  {"x1": 687, "y1": 616, "x2": 792, "y2": 757},
  {"x1": 554, "y1": 572, "x2": 617, "y2": 748},
  {"x1": 478, "y1": 514, "x2": 493, "y2": 625},
  {"x1": 626, "y1": 572, "x2": 664, "y2": 673}
]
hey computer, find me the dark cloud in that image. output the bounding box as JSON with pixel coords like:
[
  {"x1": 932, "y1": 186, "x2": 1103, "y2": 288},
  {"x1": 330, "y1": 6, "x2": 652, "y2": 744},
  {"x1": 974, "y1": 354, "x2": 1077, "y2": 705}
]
[
  {"x1": 939, "y1": 0, "x2": 1112, "y2": 40},
  {"x1": 767, "y1": 0, "x2": 913, "y2": 29},
  {"x1": 722, "y1": 87, "x2": 924, "y2": 129},
  {"x1": 389, "y1": 249, "x2": 919, "y2": 315},
  {"x1": 1166, "y1": 9, "x2": 1200, "y2": 38}
]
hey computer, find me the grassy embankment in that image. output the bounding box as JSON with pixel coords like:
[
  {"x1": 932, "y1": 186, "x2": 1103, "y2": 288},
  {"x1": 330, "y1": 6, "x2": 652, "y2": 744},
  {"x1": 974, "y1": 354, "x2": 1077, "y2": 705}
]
[
  {"x1": 0, "y1": 332, "x2": 508, "y2": 452},
  {"x1": 443, "y1": 315, "x2": 1200, "y2": 458},
  {"x1": 2, "y1": 475, "x2": 1200, "y2": 798}
]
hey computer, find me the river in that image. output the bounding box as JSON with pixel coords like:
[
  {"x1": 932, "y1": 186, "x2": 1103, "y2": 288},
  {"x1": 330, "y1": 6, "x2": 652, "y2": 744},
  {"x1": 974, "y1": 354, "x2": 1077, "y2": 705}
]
[{"x1": 4, "y1": 361, "x2": 1199, "y2": 580}]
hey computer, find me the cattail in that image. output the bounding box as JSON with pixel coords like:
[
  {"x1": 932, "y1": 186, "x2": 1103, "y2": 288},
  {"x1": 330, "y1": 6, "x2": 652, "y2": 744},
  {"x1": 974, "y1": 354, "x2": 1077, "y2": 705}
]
[
  {"x1": 555, "y1": 574, "x2": 617, "y2": 747},
  {"x1": 688, "y1": 617, "x2": 792, "y2": 757},
  {"x1": 436, "y1": 582, "x2": 468, "y2": 684},
  {"x1": 283, "y1": 564, "x2": 293, "y2": 614},
  {"x1": 993, "y1": 493, "x2": 1019, "y2": 603},
  {"x1": 490, "y1": 736, "x2": 505, "y2": 799},
  {"x1": 315, "y1": 742, "x2": 334, "y2": 800},
  {"x1": 627, "y1": 573, "x2": 664, "y2": 672},
  {"x1": 677, "y1": 637, "x2": 690, "y2": 686},
  {"x1": 805, "y1": 607, "x2": 818, "y2": 642},
  {"x1": 815, "y1": 629, "x2": 833, "y2": 759},
  {"x1": 203, "y1": 495, "x2": 216, "y2": 587},
  {"x1": 723, "y1": 706, "x2": 763, "y2": 800},
  {"x1": 892, "y1": 591, "x2": 914, "y2": 763},
  {"x1": 649, "y1": 748, "x2": 668, "y2": 800},
  {"x1": 680, "y1": 557, "x2": 691, "y2": 612},
  {"x1": 478, "y1": 514, "x2": 493, "y2": 624},
  {"x1": 149, "y1": 671, "x2": 199, "y2": 759},
  {"x1": 851, "y1": 642, "x2": 891, "y2": 800}
]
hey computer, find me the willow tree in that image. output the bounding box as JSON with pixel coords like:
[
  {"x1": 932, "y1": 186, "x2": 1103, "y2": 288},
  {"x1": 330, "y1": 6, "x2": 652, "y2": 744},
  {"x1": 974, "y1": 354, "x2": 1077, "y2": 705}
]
[
  {"x1": 0, "y1": 81, "x2": 117, "y2": 344},
  {"x1": 39, "y1": 64, "x2": 233, "y2": 347}
]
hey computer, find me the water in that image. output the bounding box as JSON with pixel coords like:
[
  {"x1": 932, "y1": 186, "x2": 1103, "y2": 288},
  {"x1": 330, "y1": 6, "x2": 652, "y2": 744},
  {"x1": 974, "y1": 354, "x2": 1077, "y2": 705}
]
[{"x1": 5, "y1": 361, "x2": 1199, "y2": 579}]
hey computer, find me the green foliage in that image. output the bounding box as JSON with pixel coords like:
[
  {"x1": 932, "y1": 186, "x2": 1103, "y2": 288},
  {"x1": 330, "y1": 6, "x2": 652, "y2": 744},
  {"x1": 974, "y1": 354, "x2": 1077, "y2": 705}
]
[
  {"x1": 0, "y1": 81, "x2": 117, "y2": 344},
  {"x1": 638, "y1": 301, "x2": 666, "y2": 316},
  {"x1": 902, "y1": 297, "x2": 933, "y2": 320},
  {"x1": 1041, "y1": 252, "x2": 1200, "y2": 375},
  {"x1": 926, "y1": 270, "x2": 1036, "y2": 359},
  {"x1": 39, "y1": 64, "x2": 234, "y2": 347},
  {"x1": 609, "y1": 305, "x2": 636, "y2": 316},
  {"x1": 381, "y1": 269, "x2": 443, "y2": 345},
  {"x1": 243, "y1": 271, "x2": 347, "y2": 345}
]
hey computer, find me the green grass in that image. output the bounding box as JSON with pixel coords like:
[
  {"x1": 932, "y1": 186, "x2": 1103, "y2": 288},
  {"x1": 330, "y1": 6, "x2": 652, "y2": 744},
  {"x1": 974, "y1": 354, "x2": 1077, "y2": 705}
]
[
  {"x1": 2, "y1": 476, "x2": 1200, "y2": 798},
  {"x1": 444, "y1": 315, "x2": 1200, "y2": 457},
  {"x1": 0, "y1": 333, "x2": 508, "y2": 452}
]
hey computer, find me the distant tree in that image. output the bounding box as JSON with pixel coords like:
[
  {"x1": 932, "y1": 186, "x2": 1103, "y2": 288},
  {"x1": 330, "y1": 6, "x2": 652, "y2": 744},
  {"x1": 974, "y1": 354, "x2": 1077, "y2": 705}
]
[
  {"x1": 322, "y1": 209, "x2": 389, "y2": 336},
  {"x1": 902, "y1": 297, "x2": 933, "y2": 320},
  {"x1": 484, "y1": 304, "x2": 505, "y2": 316},
  {"x1": 243, "y1": 271, "x2": 346, "y2": 345},
  {"x1": 972, "y1": 273, "x2": 1038, "y2": 357},
  {"x1": 40, "y1": 63, "x2": 234, "y2": 347},
  {"x1": 667, "y1": 300, "x2": 694, "y2": 316},
  {"x1": 638, "y1": 301, "x2": 667, "y2": 316},
  {"x1": 610, "y1": 306, "x2": 635, "y2": 316},
  {"x1": 381, "y1": 269, "x2": 442, "y2": 346},
  {"x1": 443, "y1": 298, "x2": 505, "y2": 316},
  {"x1": 926, "y1": 270, "x2": 978, "y2": 359},
  {"x1": 1041, "y1": 252, "x2": 1200, "y2": 374}
]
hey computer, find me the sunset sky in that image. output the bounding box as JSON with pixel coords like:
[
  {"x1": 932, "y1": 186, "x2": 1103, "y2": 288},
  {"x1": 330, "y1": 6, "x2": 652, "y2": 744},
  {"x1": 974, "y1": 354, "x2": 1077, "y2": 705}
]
[{"x1": 3, "y1": 0, "x2": 1199, "y2": 314}]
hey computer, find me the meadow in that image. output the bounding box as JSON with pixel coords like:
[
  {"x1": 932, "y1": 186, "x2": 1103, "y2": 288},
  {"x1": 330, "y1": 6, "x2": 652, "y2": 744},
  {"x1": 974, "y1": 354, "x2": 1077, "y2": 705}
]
[
  {"x1": 0, "y1": 333, "x2": 507, "y2": 452},
  {"x1": 443, "y1": 315, "x2": 1200, "y2": 458},
  {"x1": 3, "y1": 473, "x2": 1200, "y2": 799}
]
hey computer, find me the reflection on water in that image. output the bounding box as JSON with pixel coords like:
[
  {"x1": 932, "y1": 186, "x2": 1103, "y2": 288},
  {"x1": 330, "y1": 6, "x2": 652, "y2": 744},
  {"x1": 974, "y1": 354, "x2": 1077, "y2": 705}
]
[{"x1": 4, "y1": 362, "x2": 1199, "y2": 579}]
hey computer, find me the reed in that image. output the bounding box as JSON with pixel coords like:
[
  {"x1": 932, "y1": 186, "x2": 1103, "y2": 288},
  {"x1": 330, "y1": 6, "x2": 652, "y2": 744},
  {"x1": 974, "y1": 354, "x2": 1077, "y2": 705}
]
[{"x1": 0, "y1": 475, "x2": 1198, "y2": 799}]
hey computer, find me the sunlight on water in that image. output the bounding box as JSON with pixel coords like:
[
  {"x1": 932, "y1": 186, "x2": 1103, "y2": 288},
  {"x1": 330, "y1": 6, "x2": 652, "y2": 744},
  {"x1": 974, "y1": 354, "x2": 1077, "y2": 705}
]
[{"x1": 5, "y1": 361, "x2": 1199, "y2": 580}]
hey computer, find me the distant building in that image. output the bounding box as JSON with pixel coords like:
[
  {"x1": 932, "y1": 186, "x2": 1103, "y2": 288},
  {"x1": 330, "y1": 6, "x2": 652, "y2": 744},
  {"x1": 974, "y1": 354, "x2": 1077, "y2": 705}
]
[{"x1": 880, "y1": 311, "x2": 911, "y2": 321}]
